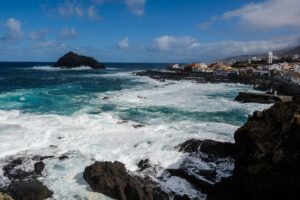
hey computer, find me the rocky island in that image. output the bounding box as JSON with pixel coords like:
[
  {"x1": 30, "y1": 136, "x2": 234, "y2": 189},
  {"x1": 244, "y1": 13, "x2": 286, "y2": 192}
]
[{"x1": 53, "y1": 52, "x2": 105, "y2": 69}]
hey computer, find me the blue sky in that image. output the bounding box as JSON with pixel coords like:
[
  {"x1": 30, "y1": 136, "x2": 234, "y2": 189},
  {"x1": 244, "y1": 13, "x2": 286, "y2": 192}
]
[{"x1": 0, "y1": 0, "x2": 300, "y2": 62}]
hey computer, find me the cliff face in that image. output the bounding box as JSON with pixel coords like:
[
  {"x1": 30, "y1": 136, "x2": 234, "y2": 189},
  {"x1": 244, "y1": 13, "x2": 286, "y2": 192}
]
[
  {"x1": 209, "y1": 96, "x2": 300, "y2": 200},
  {"x1": 53, "y1": 52, "x2": 105, "y2": 69}
]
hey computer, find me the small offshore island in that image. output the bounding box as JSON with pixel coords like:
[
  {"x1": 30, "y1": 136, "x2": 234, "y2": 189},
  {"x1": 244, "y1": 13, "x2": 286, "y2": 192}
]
[{"x1": 53, "y1": 52, "x2": 105, "y2": 69}]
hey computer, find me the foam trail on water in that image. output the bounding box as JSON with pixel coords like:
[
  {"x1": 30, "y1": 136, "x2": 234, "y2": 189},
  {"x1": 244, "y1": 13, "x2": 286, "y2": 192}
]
[{"x1": 31, "y1": 66, "x2": 93, "y2": 71}]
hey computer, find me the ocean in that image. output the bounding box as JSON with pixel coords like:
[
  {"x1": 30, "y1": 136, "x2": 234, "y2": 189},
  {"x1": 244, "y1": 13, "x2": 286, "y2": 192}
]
[{"x1": 0, "y1": 62, "x2": 270, "y2": 199}]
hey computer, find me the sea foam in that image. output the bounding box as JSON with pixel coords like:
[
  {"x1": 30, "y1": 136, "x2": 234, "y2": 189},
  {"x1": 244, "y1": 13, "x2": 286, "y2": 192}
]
[{"x1": 0, "y1": 73, "x2": 271, "y2": 199}]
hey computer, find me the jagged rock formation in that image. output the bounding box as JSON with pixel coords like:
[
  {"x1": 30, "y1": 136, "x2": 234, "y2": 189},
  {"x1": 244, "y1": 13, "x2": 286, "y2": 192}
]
[
  {"x1": 53, "y1": 52, "x2": 105, "y2": 69},
  {"x1": 208, "y1": 96, "x2": 300, "y2": 200},
  {"x1": 1, "y1": 156, "x2": 54, "y2": 200},
  {"x1": 83, "y1": 161, "x2": 169, "y2": 200}
]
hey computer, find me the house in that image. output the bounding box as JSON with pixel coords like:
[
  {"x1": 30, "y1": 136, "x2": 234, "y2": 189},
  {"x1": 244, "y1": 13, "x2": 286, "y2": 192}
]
[{"x1": 290, "y1": 72, "x2": 300, "y2": 85}]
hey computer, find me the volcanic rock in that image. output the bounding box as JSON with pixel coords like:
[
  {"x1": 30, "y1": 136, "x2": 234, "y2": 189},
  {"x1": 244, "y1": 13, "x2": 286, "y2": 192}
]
[
  {"x1": 33, "y1": 162, "x2": 45, "y2": 175},
  {"x1": 53, "y1": 51, "x2": 105, "y2": 69},
  {"x1": 208, "y1": 96, "x2": 300, "y2": 200},
  {"x1": 83, "y1": 161, "x2": 169, "y2": 200},
  {"x1": 8, "y1": 180, "x2": 53, "y2": 200}
]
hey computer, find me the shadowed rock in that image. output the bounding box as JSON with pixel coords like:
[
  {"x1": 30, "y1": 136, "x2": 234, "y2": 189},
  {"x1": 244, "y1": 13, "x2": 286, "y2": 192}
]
[
  {"x1": 8, "y1": 180, "x2": 53, "y2": 200},
  {"x1": 53, "y1": 51, "x2": 105, "y2": 69},
  {"x1": 83, "y1": 161, "x2": 169, "y2": 200},
  {"x1": 208, "y1": 96, "x2": 300, "y2": 200},
  {"x1": 33, "y1": 162, "x2": 44, "y2": 175}
]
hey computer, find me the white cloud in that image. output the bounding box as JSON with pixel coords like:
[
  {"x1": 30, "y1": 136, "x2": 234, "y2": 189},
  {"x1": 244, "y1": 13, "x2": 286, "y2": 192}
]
[
  {"x1": 29, "y1": 29, "x2": 49, "y2": 41},
  {"x1": 118, "y1": 37, "x2": 129, "y2": 49},
  {"x1": 87, "y1": 5, "x2": 102, "y2": 21},
  {"x1": 58, "y1": 0, "x2": 84, "y2": 19},
  {"x1": 1, "y1": 18, "x2": 23, "y2": 42},
  {"x1": 57, "y1": 27, "x2": 79, "y2": 40},
  {"x1": 197, "y1": 21, "x2": 212, "y2": 30},
  {"x1": 75, "y1": 6, "x2": 84, "y2": 18},
  {"x1": 220, "y1": 0, "x2": 300, "y2": 29},
  {"x1": 151, "y1": 35, "x2": 198, "y2": 51},
  {"x1": 149, "y1": 34, "x2": 300, "y2": 62},
  {"x1": 124, "y1": 0, "x2": 146, "y2": 16}
]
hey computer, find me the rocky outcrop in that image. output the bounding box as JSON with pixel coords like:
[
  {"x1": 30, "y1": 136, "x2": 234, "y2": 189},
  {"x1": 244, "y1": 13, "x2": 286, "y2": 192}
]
[
  {"x1": 234, "y1": 92, "x2": 292, "y2": 104},
  {"x1": 170, "y1": 139, "x2": 235, "y2": 194},
  {"x1": 135, "y1": 71, "x2": 300, "y2": 96},
  {"x1": 53, "y1": 51, "x2": 105, "y2": 69},
  {"x1": 1, "y1": 156, "x2": 53, "y2": 200},
  {"x1": 208, "y1": 96, "x2": 300, "y2": 200},
  {"x1": 8, "y1": 180, "x2": 53, "y2": 200},
  {"x1": 83, "y1": 161, "x2": 169, "y2": 200}
]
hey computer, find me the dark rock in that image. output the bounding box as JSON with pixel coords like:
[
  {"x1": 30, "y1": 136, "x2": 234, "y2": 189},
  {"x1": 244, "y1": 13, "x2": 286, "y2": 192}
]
[
  {"x1": 208, "y1": 96, "x2": 300, "y2": 200},
  {"x1": 8, "y1": 180, "x2": 53, "y2": 200},
  {"x1": 234, "y1": 92, "x2": 291, "y2": 104},
  {"x1": 32, "y1": 155, "x2": 54, "y2": 161},
  {"x1": 137, "y1": 159, "x2": 151, "y2": 171},
  {"x1": 53, "y1": 51, "x2": 105, "y2": 69},
  {"x1": 133, "y1": 124, "x2": 145, "y2": 128},
  {"x1": 58, "y1": 155, "x2": 68, "y2": 160},
  {"x1": 3, "y1": 158, "x2": 33, "y2": 181},
  {"x1": 34, "y1": 162, "x2": 45, "y2": 175},
  {"x1": 168, "y1": 168, "x2": 213, "y2": 192},
  {"x1": 103, "y1": 96, "x2": 110, "y2": 100},
  {"x1": 173, "y1": 194, "x2": 191, "y2": 200},
  {"x1": 83, "y1": 161, "x2": 169, "y2": 200},
  {"x1": 117, "y1": 120, "x2": 129, "y2": 124},
  {"x1": 177, "y1": 139, "x2": 235, "y2": 159}
]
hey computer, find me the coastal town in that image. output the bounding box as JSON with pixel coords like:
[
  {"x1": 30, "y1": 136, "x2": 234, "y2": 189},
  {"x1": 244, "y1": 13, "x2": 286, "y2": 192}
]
[{"x1": 166, "y1": 51, "x2": 300, "y2": 86}]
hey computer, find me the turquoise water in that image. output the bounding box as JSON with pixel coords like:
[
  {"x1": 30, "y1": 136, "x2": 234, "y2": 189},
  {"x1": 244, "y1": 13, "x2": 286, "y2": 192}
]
[{"x1": 0, "y1": 62, "x2": 270, "y2": 199}]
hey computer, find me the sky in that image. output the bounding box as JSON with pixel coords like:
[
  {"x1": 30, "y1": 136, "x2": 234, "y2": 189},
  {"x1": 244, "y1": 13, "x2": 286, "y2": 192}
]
[{"x1": 0, "y1": 0, "x2": 300, "y2": 62}]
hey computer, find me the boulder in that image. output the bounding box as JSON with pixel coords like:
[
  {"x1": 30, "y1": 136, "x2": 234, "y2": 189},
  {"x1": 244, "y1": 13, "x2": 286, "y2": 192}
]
[
  {"x1": 177, "y1": 139, "x2": 235, "y2": 159},
  {"x1": 208, "y1": 96, "x2": 300, "y2": 200},
  {"x1": 8, "y1": 180, "x2": 53, "y2": 200},
  {"x1": 33, "y1": 162, "x2": 44, "y2": 175},
  {"x1": 83, "y1": 161, "x2": 168, "y2": 200},
  {"x1": 53, "y1": 52, "x2": 105, "y2": 69}
]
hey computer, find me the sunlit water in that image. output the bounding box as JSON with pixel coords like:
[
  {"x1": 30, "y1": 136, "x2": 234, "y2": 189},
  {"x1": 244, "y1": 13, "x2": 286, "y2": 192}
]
[{"x1": 0, "y1": 63, "x2": 271, "y2": 199}]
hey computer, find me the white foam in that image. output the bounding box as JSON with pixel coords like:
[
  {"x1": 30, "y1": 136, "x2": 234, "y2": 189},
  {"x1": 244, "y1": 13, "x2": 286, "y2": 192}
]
[
  {"x1": 0, "y1": 75, "x2": 271, "y2": 199},
  {"x1": 31, "y1": 66, "x2": 93, "y2": 71}
]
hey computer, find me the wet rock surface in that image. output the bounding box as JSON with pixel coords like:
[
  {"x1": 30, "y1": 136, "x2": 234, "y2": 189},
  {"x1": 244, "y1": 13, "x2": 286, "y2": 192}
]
[
  {"x1": 83, "y1": 161, "x2": 169, "y2": 200},
  {"x1": 234, "y1": 92, "x2": 291, "y2": 104},
  {"x1": 8, "y1": 180, "x2": 53, "y2": 200},
  {"x1": 1, "y1": 155, "x2": 53, "y2": 200}
]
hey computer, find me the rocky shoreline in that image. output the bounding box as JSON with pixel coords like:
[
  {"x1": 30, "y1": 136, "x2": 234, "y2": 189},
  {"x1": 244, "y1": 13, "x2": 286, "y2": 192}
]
[
  {"x1": 82, "y1": 96, "x2": 300, "y2": 200},
  {"x1": 0, "y1": 72, "x2": 299, "y2": 199},
  {"x1": 135, "y1": 70, "x2": 300, "y2": 96}
]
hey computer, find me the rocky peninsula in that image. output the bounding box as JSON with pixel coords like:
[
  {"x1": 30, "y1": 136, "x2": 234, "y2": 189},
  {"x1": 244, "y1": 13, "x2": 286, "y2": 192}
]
[{"x1": 53, "y1": 52, "x2": 105, "y2": 69}]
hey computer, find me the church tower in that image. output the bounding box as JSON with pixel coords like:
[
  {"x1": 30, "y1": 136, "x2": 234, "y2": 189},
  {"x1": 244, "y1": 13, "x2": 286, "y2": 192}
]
[{"x1": 268, "y1": 51, "x2": 273, "y2": 64}]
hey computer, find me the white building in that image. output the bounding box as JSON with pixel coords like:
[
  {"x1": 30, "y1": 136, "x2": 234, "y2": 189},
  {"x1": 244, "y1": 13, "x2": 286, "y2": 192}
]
[{"x1": 268, "y1": 51, "x2": 273, "y2": 64}]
